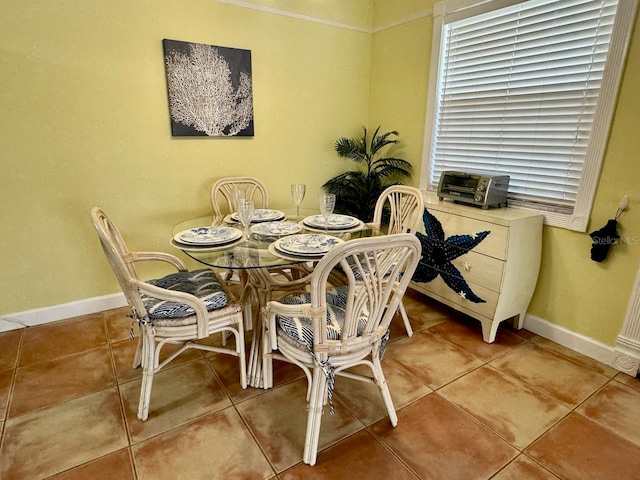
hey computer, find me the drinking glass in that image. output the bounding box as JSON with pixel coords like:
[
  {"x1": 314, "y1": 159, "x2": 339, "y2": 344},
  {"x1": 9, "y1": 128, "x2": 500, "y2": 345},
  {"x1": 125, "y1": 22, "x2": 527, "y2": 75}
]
[
  {"x1": 319, "y1": 193, "x2": 336, "y2": 233},
  {"x1": 237, "y1": 199, "x2": 255, "y2": 241},
  {"x1": 231, "y1": 188, "x2": 246, "y2": 215},
  {"x1": 291, "y1": 184, "x2": 306, "y2": 221}
]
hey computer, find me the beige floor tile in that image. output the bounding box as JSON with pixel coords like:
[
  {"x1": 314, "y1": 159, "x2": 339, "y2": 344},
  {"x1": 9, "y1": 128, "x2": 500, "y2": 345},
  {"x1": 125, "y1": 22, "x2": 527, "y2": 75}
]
[
  {"x1": 428, "y1": 315, "x2": 528, "y2": 362},
  {"x1": 104, "y1": 307, "x2": 137, "y2": 343},
  {"x1": 236, "y1": 378, "x2": 365, "y2": 473},
  {"x1": 0, "y1": 388, "x2": 127, "y2": 480},
  {"x1": 120, "y1": 359, "x2": 231, "y2": 443},
  {"x1": 492, "y1": 455, "x2": 560, "y2": 479},
  {"x1": 132, "y1": 407, "x2": 274, "y2": 480},
  {"x1": 46, "y1": 448, "x2": 135, "y2": 480},
  {"x1": 385, "y1": 330, "x2": 483, "y2": 389},
  {"x1": 614, "y1": 371, "x2": 640, "y2": 392},
  {"x1": 19, "y1": 314, "x2": 107, "y2": 367},
  {"x1": 0, "y1": 369, "x2": 12, "y2": 421},
  {"x1": 578, "y1": 380, "x2": 640, "y2": 446},
  {"x1": 207, "y1": 352, "x2": 304, "y2": 403},
  {"x1": 439, "y1": 365, "x2": 569, "y2": 449},
  {"x1": 371, "y1": 393, "x2": 517, "y2": 480},
  {"x1": 281, "y1": 429, "x2": 417, "y2": 479},
  {"x1": 0, "y1": 330, "x2": 21, "y2": 370},
  {"x1": 10, "y1": 347, "x2": 115, "y2": 417},
  {"x1": 490, "y1": 341, "x2": 611, "y2": 407},
  {"x1": 530, "y1": 337, "x2": 618, "y2": 377},
  {"x1": 335, "y1": 358, "x2": 432, "y2": 426},
  {"x1": 111, "y1": 337, "x2": 203, "y2": 384},
  {"x1": 526, "y1": 413, "x2": 640, "y2": 480},
  {"x1": 402, "y1": 290, "x2": 451, "y2": 330}
]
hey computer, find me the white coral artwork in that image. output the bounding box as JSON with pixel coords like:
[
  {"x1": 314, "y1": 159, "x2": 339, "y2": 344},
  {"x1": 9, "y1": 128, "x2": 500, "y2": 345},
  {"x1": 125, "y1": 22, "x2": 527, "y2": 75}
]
[{"x1": 163, "y1": 39, "x2": 254, "y2": 137}]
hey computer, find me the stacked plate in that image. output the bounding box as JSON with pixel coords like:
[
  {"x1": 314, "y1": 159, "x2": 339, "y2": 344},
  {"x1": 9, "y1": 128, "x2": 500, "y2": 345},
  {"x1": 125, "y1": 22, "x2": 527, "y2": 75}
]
[
  {"x1": 302, "y1": 214, "x2": 361, "y2": 231},
  {"x1": 172, "y1": 226, "x2": 243, "y2": 250},
  {"x1": 271, "y1": 234, "x2": 344, "y2": 260},
  {"x1": 230, "y1": 209, "x2": 285, "y2": 223},
  {"x1": 250, "y1": 221, "x2": 302, "y2": 238}
]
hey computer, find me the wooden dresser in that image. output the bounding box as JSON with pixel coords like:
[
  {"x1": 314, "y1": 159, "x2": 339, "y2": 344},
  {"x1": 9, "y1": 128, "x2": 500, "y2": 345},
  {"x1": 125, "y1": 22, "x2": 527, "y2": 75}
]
[{"x1": 411, "y1": 194, "x2": 543, "y2": 343}]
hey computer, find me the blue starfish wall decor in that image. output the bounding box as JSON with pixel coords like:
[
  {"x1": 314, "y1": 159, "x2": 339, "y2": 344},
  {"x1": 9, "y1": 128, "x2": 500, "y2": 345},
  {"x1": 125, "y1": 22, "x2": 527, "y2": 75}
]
[{"x1": 413, "y1": 208, "x2": 490, "y2": 303}]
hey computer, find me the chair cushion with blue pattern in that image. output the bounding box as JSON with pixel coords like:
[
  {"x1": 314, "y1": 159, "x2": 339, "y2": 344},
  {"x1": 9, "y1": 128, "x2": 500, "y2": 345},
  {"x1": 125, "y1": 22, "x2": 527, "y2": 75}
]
[
  {"x1": 276, "y1": 286, "x2": 370, "y2": 350},
  {"x1": 142, "y1": 269, "x2": 228, "y2": 320}
]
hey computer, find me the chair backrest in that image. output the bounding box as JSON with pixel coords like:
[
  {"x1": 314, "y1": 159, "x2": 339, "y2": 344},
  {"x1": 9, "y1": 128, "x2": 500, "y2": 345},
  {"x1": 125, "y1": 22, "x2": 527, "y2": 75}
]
[
  {"x1": 210, "y1": 176, "x2": 270, "y2": 216},
  {"x1": 308, "y1": 233, "x2": 421, "y2": 353},
  {"x1": 90, "y1": 207, "x2": 146, "y2": 315},
  {"x1": 371, "y1": 185, "x2": 424, "y2": 234}
]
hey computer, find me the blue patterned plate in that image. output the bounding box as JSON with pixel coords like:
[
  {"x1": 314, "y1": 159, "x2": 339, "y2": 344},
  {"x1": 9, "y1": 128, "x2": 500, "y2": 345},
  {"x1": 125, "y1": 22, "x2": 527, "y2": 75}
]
[
  {"x1": 230, "y1": 209, "x2": 285, "y2": 223},
  {"x1": 274, "y1": 234, "x2": 344, "y2": 256},
  {"x1": 175, "y1": 226, "x2": 243, "y2": 246},
  {"x1": 302, "y1": 214, "x2": 360, "y2": 230},
  {"x1": 250, "y1": 221, "x2": 302, "y2": 237}
]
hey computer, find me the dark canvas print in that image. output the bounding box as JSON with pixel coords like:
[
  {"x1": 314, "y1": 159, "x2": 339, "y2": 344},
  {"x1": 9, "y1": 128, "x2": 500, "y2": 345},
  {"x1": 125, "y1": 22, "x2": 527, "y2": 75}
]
[{"x1": 163, "y1": 39, "x2": 254, "y2": 137}]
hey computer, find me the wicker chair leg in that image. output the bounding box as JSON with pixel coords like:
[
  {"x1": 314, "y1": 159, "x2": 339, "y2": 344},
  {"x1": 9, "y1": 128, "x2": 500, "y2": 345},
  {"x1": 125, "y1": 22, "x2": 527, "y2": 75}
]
[
  {"x1": 261, "y1": 327, "x2": 273, "y2": 389},
  {"x1": 137, "y1": 329, "x2": 157, "y2": 421},
  {"x1": 372, "y1": 355, "x2": 398, "y2": 427},
  {"x1": 398, "y1": 301, "x2": 413, "y2": 337},
  {"x1": 132, "y1": 335, "x2": 143, "y2": 369},
  {"x1": 303, "y1": 366, "x2": 327, "y2": 466},
  {"x1": 236, "y1": 325, "x2": 248, "y2": 389}
]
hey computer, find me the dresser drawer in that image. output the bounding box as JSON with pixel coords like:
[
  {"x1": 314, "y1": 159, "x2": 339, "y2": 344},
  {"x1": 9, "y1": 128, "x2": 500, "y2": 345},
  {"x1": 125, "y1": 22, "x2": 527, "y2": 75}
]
[
  {"x1": 414, "y1": 276, "x2": 499, "y2": 319},
  {"x1": 450, "y1": 252, "x2": 504, "y2": 293},
  {"x1": 433, "y1": 211, "x2": 508, "y2": 260}
]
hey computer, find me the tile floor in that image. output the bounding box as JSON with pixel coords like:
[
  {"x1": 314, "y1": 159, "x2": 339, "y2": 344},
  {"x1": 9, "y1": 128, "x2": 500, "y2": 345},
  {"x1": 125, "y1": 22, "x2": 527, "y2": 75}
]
[{"x1": 1, "y1": 290, "x2": 640, "y2": 479}]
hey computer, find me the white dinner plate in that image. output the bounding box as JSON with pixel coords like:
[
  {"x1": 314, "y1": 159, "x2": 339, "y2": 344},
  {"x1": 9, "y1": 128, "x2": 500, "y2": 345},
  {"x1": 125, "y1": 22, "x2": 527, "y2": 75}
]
[
  {"x1": 273, "y1": 234, "x2": 344, "y2": 257},
  {"x1": 230, "y1": 209, "x2": 285, "y2": 223},
  {"x1": 302, "y1": 214, "x2": 360, "y2": 230},
  {"x1": 174, "y1": 226, "x2": 243, "y2": 246},
  {"x1": 250, "y1": 221, "x2": 302, "y2": 237},
  {"x1": 170, "y1": 237, "x2": 243, "y2": 252}
]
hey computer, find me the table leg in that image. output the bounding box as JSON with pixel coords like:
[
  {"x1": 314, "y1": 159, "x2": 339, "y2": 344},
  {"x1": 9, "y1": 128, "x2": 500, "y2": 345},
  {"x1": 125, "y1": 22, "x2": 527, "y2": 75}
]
[{"x1": 242, "y1": 266, "x2": 311, "y2": 388}]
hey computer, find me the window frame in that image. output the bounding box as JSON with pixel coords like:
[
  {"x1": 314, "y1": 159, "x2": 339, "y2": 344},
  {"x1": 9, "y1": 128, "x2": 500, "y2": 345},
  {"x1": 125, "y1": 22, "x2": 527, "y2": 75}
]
[{"x1": 420, "y1": 0, "x2": 638, "y2": 231}]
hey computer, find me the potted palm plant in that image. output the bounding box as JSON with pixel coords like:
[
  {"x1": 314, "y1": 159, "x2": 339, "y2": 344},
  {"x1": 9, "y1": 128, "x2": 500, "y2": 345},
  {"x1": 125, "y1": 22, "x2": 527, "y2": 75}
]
[{"x1": 323, "y1": 126, "x2": 413, "y2": 222}]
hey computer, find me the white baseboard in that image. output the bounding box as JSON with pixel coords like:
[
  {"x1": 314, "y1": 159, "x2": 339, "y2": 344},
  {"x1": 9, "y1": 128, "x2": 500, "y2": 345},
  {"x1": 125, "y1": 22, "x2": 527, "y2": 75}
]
[
  {"x1": 0, "y1": 293, "x2": 127, "y2": 333},
  {"x1": 524, "y1": 314, "x2": 614, "y2": 366}
]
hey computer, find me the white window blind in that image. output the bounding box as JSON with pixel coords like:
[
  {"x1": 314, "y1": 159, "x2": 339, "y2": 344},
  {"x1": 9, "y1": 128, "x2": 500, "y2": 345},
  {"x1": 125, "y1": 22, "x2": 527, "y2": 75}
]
[{"x1": 423, "y1": 0, "x2": 637, "y2": 230}]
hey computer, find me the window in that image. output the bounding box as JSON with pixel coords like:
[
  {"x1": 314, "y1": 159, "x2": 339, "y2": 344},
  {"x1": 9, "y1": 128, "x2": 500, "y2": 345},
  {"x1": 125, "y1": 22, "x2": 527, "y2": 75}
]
[{"x1": 421, "y1": 0, "x2": 637, "y2": 231}]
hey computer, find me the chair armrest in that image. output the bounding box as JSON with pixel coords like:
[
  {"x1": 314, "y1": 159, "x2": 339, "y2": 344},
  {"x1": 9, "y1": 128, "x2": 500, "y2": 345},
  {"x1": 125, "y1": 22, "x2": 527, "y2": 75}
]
[
  {"x1": 265, "y1": 301, "x2": 307, "y2": 350},
  {"x1": 126, "y1": 251, "x2": 188, "y2": 272},
  {"x1": 134, "y1": 280, "x2": 210, "y2": 339}
]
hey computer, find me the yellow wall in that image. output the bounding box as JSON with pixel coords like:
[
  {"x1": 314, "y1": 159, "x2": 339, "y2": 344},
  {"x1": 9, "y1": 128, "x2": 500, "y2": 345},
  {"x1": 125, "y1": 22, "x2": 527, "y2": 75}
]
[
  {"x1": 0, "y1": 0, "x2": 370, "y2": 311},
  {"x1": 2, "y1": 0, "x2": 639, "y2": 347},
  {"x1": 369, "y1": 0, "x2": 640, "y2": 345}
]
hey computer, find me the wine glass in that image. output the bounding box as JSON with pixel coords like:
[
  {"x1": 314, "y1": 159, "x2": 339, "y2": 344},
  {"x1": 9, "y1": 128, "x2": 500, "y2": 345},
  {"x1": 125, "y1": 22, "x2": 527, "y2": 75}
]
[
  {"x1": 237, "y1": 199, "x2": 255, "y2": 241},
  {"x1": 231, "y1": 188, "x2": 246, "y2": 215},
  {"x1": 291, "y1": 184, "x2": 306, "y2": 221},
  {"x1": 319, "y1": 193, "x2": 336, "y2": 233}
]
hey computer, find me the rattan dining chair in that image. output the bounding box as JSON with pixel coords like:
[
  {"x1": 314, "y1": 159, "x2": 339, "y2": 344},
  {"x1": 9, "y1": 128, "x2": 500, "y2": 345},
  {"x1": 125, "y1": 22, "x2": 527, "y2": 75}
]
[
  {"x1": 368, "y1": 185, "x2": 424, "y2": 336},
  {"x1": 91, "y1": 207, "x2": 247, "y2": 421},
  {"x1": 262, "y1": 233, "x2": 421, "y2": 465},
  {"x1": 210, "y1": 176, "x2": 270, "y2": 217},
  {"x1": 210, "y1": 176, "x2": 310, "y2": 329}
]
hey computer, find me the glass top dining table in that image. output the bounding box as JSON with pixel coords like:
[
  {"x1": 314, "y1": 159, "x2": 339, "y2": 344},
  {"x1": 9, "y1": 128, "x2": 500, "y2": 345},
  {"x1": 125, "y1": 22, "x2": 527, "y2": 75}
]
[
  {"x1": 171, "y1": 208, "x2": 374, "y2": 388},
  {"x1": 171, "y1": 208, "x2": 372, "y2": 270}
]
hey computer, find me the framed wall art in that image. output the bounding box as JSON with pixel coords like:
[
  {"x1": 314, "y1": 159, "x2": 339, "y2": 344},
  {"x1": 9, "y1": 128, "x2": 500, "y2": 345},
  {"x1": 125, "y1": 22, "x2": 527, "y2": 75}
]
[{"x1": 163, "y1": 39, "x2": 254, "y2": 137}]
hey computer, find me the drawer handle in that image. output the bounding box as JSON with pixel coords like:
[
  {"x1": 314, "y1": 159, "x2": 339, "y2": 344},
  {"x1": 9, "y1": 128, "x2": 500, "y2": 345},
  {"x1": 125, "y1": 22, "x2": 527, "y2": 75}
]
[{"x1": 463, "y1": 261, "x2": 471, "y2": 272}]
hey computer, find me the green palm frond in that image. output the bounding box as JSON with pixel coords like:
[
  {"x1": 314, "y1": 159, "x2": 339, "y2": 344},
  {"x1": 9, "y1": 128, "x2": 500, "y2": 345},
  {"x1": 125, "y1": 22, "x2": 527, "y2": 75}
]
[
  {"x1": 334, "y1": 137, "x2": 366, "y2": 163},
  {"x1": 370, "y1": 130, "x2": 399, "y2": 157},
  {"x1": 323, "y1": 126, "x2": 412, "y2": 221}
]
